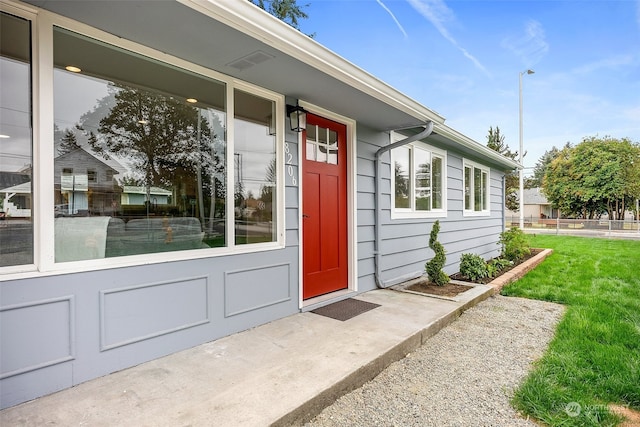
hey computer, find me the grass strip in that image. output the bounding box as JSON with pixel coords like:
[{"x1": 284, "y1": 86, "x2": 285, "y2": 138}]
[{"x1": 501, "y1": 235, "x2": 640, "y2": 426}]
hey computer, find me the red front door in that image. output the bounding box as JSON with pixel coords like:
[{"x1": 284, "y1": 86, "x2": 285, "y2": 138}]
[{"x1": 302, "y1": 114, "x2": 348, "y2": 299}]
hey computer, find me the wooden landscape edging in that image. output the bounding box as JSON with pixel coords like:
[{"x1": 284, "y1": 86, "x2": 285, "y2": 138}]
[{"x1": 488, "y1": 248, "x2": 553, "y2": 294}]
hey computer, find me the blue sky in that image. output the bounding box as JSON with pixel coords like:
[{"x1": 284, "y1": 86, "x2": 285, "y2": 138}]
[{"x1": 301, "y1": 0, "x2": 640, "y2": 174}]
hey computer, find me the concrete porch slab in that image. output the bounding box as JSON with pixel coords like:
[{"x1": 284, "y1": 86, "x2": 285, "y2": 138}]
[{"x1": 1, "y1": 287, "x2": 494, "y2": 427}]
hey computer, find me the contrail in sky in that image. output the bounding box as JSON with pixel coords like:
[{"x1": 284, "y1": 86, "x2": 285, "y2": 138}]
[
  {"x1": 376, "y1": 0, "x2": 408, "y2": 39},
  {"x1": 407, "y1": 0, "x2": 490, "y2": 76}
]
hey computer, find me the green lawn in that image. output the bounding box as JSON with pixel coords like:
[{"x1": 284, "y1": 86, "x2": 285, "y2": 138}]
[{"x1": 501, "y1": 235, "x2": 640, "y2": 426}]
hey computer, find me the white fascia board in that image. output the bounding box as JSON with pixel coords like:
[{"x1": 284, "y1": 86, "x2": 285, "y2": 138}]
[
  {"x1": 434, "y1": 123, "x2": 522, "y2": 171},
  {"x1": 179, "y1": 0, "x2": 445, "y2": 125}
]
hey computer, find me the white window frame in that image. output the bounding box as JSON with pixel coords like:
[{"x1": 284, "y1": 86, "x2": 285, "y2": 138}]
[
  {"x1": 390, "y1": 133, "x2": 447, "y2": 219},
  {"x1": 462, "y1": 159, "x2": 490, "y2": 217},
  {"x1": 1, "y1": 6, "x2": 286, "y2": 278}
]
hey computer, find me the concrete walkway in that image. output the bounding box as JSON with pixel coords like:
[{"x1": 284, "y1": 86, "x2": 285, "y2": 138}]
[{"x1": 1, "y1": 285, "x2": 495, "y2": 427}]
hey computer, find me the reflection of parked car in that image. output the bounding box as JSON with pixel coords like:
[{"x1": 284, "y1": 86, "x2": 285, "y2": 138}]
[
  {"x1": 54, "y1": 204, "x2": 76, "y2": 217},
  {"x1": 54, "y1": 204, "x2": 67, "y2": 217}
]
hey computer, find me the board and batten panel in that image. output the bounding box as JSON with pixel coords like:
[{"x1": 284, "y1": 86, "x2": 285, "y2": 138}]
[
  {"x1": 0, "y1": 297, "x2": 75, "y2": 409},
  {"x1": 224, "y1": 263, "x2": 291, "y2": 317},
  {"x1": 1, "y1": 296, "x2": 75, "y2": 379},
  {"x1": 100, "y1": 277, "x2": 209, "y2": 351}
]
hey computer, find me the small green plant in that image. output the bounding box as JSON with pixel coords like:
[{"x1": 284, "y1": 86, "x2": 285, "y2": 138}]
[
  {"x1": 425, "y1": 220, "x2": 450, "y2": 286},
  {"x1": 499, "y1": 227, "x2": 531, "y2": 262},
  {"x1": 486, "y1": 262, "x2": 498, "y2": 279},
  {"x1": 459, "y1": 253, "x2": 489, "y2": 281},
  {"x1": 491, "y1": 257, "x2": 512, "y2": 270},
  {"x1": 490, "y1": 257, "x2": 513, "y2": 272}
]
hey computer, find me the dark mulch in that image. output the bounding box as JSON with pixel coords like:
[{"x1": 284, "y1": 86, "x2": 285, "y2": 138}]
[{"x1": 406, "y1": 280, "x2": 473, "y2": 297}]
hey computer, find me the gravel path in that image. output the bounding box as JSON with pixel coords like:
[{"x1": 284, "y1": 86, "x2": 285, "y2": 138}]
[{"x1": 306, "y1": 295, "x2": 565, "y2": 427}]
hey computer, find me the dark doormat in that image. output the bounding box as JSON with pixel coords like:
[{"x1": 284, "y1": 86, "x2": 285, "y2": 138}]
[{"x1": 311, "y1": 298, "x2": 381, "y2": 321}]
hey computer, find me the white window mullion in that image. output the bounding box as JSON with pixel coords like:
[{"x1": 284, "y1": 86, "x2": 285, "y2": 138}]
[
  {"x1": 226, "y1": 83, "x2": 235, "y2": 248},
  {"x1": 36, "y1": 11, "x2": 56, "y2": 271},
  {"x1": 409, "y1": 146, "x2": 415, "y2": 211}
]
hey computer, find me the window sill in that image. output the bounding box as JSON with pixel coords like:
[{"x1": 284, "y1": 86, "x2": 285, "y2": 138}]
[
  {"x1": 462, "y1": 210, "x2": 491, "y2": 217},
  {"x1": 391, "y1": 210, "x2": 447, "y2": 220}
]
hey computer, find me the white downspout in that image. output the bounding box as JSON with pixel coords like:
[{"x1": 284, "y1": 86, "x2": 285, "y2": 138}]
[{"x1": 374, "y1": 122, "x2": 434, "y2": 288}]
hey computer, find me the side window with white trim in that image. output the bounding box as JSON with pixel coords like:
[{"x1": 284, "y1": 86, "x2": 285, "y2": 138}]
[
  {"x1": 391, "y1": 137, "x2": 447, "y2": 218},
  {"x1": 463, "y1": 160, "x2": 490, "y2": 215}
]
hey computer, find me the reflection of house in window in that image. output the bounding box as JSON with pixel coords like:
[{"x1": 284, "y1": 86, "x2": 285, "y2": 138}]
[
  {"x1": 54, "y1": 148, "x2": 121, "y2": 216},
  {"x1": 0, "y1": 169, "x2": 32, "y2": 218}
]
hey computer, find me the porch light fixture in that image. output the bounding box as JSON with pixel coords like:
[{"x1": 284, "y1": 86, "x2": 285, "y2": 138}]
[
  {"x1": 65, "y1": 65, "x2": 81, "y2": 73},
  {"x1": 186, "y1": 98, "x2": 198, "y2": 104},
  {"x1": 286, "y1": 103, "x2": 307, "y2": 133}
]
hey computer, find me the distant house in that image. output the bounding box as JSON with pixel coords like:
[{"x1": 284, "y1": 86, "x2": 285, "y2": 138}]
[
  {"x1": 0, "y1": 0, "x2": 519, "y2": 409},
  {"x1": 506, "y1": 187, "x2": 558, "y2": 224},
  {"x1": 121, "y1": 186, "x2": 172, "y2": 206}
]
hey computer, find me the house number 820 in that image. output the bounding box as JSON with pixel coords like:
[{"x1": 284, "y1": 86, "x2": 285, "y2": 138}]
[{"x1": 285, "y1": 143, "x2": 296, "y2": 185}]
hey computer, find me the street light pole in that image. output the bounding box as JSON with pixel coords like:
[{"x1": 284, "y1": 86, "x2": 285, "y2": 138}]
[{"x1": 519, "y1": 69, "x2": 534, "y2": 229}]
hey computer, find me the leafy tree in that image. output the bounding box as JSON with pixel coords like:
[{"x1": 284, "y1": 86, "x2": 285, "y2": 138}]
[
  {"x1": 83, "y1": 83, "x2": 226, "y2": 228},
  {"x1": 58, "y1": 129, "x2": 81, "y2": 155},
  {"x1": 117, "y1": 174, "x2": 145, "y2": 186},
  {"x1": 486, "y1": 126, "x2": 520, "y2": 211},
  {"x1": 487, "y1": 126, "x2": 519, "y2": 159},
  {"x1": 543, "y1": 136, "x2": 640, "y2": 219},
  {"x1": 249, "y1": 0, "x2": 311, "y2": 34},
  {"x1": 87, "y1": 84, "x2": 221, "y2": 190},
  {"x1": 528, "y1": 143, "x2": 569, "y2": 188}
]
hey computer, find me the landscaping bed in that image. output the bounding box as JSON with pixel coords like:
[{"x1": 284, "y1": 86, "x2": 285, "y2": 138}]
[{"x1": 397, "y1": 248, "x2": 552, "y2": 299}]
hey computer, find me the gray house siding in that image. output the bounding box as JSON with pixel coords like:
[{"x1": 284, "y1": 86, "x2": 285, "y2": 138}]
[{"x1": 354, "y1": 127, "x2": 507, "y2": 289}]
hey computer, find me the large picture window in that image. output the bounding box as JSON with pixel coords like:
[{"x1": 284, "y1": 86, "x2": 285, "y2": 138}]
[
  {"x1": 0, "y1": 12, "x2": 33, "y2": 268},
  {"x1": 463, "y1": 160, "x2": 490, "y2": 215},
  {"x1": 51, "y1": 27, "x2": 280, "y2": 263},
  {"x1": 391, "y1": 139, "x2": 446, "y2": 218}
]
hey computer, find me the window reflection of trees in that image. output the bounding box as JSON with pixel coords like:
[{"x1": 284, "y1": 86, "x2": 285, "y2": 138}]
[
  {"x1": 82, "y1": 83, "x2": 226, "y2": 238},
  {"x1": 54, "y1": 77, "x2": 227, "y2": 248}
]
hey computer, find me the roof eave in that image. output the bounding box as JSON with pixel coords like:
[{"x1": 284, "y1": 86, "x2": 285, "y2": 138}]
[{"x1": 180, "y1": 0, "x2": 446, "y2": 126}]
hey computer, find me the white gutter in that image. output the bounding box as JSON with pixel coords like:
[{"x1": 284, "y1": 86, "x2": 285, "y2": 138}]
[{"x1": 374, "y1": 122, "x2": 434, "y2": 288}]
